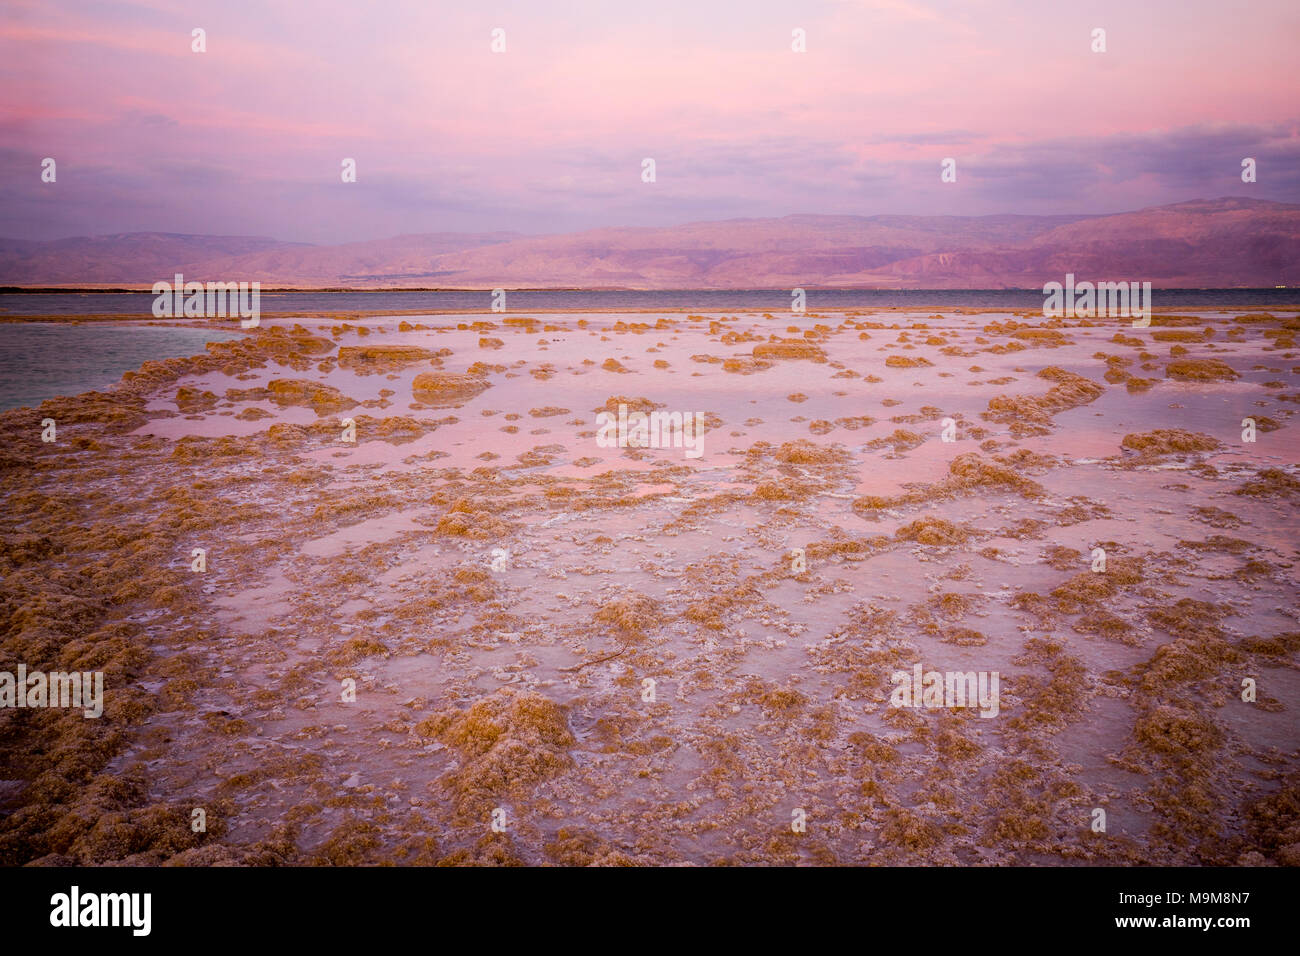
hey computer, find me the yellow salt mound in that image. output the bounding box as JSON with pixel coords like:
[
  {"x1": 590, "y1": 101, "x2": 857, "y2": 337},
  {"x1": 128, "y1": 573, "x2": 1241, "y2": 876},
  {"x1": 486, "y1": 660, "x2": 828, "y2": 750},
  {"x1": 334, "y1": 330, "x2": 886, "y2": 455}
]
[
  {"x1": 885, "y1": 354, "x2": 933, "y2": 368},
  {"x1": 266, "y1": 378, "x2": 358, "y2": 411},
  {"x1": 338, "y1": 345, "x2": 440, "y2": 365},
  {"x1": 413, "y1": 688, "x2": 574, "y2": 814},
  {"x1": 1121, "y1": 429, "x2": 1221, "y2": 455},
  {"x1": 895, "y1": 516, "x2": 972, "y2": 545},
  {"x1": 752, "y1": 341, "x2": 827, "y2": 362},
  {"x1": 411, "y1": 372, "x2": 490, "y2": 405},
  {"x1": 1166, "y1": 358, "x2": 1238, "y2": 382}
]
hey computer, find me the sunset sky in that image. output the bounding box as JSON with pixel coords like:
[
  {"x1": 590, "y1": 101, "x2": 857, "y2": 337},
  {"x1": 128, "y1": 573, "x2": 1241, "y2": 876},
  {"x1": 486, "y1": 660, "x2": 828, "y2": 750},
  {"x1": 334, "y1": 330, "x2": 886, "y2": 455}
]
[{"x1": 2, "y1": 0, "x2": 1297, "y2": 242}]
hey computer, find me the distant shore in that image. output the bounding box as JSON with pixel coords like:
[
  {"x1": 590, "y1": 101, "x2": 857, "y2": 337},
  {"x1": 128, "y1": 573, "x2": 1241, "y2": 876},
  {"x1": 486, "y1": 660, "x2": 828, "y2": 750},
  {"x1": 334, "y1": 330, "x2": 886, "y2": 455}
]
[
  {"x1": 4, "y1": 287, "x2": 1300, "y2": 324},
  {"x1": 4, "y1": 305, "x2": 1300, "y2": 324},
  {"x1": 1, "y1": 285, "x2": 1294, "y2": 294}
]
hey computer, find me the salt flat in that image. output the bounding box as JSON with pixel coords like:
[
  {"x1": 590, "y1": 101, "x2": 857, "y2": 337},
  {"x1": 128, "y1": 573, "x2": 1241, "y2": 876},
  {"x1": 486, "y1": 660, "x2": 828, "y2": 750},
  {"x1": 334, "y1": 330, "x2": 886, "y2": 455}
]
[{"x1": 2, "y1": 306, "x2": 1297, "y2": 865}]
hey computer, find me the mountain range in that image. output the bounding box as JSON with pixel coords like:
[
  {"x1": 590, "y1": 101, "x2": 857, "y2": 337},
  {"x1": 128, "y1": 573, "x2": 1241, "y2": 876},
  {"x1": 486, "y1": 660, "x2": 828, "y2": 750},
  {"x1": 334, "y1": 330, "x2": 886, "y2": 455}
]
[{"x1": 2, "y1": 198, "x2": 1296, "y2": 290}]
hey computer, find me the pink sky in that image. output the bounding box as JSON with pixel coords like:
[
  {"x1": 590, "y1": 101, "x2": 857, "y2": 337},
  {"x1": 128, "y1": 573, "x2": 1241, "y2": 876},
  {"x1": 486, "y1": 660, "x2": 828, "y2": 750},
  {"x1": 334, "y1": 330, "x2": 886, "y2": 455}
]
[{"x1": 2, "y1": 0, "x2": 1297, "y2": 241}]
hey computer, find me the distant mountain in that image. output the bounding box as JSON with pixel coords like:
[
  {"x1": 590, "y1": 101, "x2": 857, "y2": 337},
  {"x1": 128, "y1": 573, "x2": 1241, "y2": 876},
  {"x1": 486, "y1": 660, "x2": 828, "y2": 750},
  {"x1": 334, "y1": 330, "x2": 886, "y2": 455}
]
[
  {"x1": 0, "y1": 232, "x2": 520, "y2": 287},
  {"x1": 2, "y1": 199, "x2": 1296, "y2": 289},
  {"x1": 0, "y1": 233, "x2": 303, "y2": 284},
  {"x1": 187, "y1": 233, "x2": 524, "y2": 285}
]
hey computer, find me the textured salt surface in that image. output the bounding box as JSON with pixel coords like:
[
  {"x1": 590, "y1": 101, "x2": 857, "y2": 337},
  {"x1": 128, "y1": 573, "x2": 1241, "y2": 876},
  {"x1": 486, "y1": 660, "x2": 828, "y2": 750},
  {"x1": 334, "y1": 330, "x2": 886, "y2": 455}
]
[{"x1": 2, "y1": 307, "x2": 1297, "y2": 866}]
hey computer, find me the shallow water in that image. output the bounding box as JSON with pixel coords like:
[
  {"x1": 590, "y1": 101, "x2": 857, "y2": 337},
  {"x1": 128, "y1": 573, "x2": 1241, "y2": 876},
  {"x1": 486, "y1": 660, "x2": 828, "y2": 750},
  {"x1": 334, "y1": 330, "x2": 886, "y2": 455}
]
[{"x1": 0, "y1": 322, "x2": 242, "y2": 411}]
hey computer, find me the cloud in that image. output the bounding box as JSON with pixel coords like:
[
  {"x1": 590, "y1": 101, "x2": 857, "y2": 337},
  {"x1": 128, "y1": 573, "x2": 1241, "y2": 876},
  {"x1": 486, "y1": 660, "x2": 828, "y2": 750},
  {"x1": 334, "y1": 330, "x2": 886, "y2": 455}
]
[{"x1": 0, "y1": 1, "x2": 1296, "y2": 239}]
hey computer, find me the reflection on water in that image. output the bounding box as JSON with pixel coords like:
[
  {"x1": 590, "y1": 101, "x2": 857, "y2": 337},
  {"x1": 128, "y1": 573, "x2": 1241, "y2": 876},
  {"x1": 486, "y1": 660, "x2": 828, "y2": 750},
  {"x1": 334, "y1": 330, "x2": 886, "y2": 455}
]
[{"x1": 0, "y1": 322, "x2": 242, "y2": 411}]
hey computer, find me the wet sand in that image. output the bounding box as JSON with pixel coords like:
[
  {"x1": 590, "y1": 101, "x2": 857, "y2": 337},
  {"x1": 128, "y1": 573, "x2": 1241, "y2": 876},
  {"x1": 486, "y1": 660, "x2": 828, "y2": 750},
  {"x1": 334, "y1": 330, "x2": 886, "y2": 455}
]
[{"x1": 2, "y1": 307, "x2": 1298, "y2": 866}]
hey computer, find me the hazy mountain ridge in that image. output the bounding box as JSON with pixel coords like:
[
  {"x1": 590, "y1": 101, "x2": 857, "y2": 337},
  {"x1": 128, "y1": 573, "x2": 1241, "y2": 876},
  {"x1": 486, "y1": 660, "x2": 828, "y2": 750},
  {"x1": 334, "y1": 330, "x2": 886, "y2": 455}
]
[{"x1": 3, "y1": 198, "x2": 1296, "y2": 289}]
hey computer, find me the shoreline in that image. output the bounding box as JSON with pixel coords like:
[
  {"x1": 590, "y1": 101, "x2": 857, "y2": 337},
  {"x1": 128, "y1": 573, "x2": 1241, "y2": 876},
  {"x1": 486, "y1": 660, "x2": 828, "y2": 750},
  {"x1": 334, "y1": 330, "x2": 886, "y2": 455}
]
[{"x1": 5, "y1": 303, "x2": 1300, "y2": 323}]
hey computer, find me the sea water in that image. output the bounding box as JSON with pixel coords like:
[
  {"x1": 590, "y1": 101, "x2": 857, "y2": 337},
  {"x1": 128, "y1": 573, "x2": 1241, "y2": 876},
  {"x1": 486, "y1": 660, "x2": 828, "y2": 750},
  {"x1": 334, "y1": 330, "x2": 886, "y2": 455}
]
[{"x1": 0, "y1": 323, "x2": 242, "y2": 411}]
